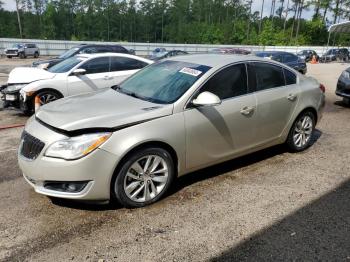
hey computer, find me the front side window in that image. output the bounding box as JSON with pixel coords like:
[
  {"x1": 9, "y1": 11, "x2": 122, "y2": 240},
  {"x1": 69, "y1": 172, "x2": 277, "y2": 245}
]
[
  {"x1": 254, "y1": 62, "x2": 285, "y2": 91},
  {"x1": 200, "y1": 63, "x2": 248, "y2": 100},
  {"x1": 79, "y1": 57, "x2": 110, "y2": 74},
  {"x1": 116, "y1": 60, "x2": 211, "y2": 104},
  {"x1": 110, "y1": 57, "x2": 148, "y2": 71},
  {"x1": 48, "y1": 56, "x2": 85, "y2": 73}
]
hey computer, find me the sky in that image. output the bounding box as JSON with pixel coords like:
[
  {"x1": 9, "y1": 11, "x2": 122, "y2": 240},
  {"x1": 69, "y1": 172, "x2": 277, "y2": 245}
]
[{"x1": 1, "y1": 0, "x2": 336, "y2": 22}]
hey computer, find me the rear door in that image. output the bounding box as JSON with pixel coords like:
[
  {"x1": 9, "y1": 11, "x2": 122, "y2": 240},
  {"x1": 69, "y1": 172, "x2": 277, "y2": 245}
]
[
  {"x1": 251, "y1": 62, "x2": 300, "y2": 144},
  {"x1": 184, "y1": 63, "x2": 258, "y2": 170},
  {"x1": 67, "y1": 56, "x2": 112, "y2": 96},
  {"x1": 109, "y1": 57, "x2": 149, "y2": 85}
]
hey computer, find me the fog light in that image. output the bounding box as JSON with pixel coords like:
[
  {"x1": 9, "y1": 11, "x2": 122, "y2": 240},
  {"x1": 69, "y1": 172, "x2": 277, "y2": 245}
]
[{"x1": 44, "y1": 181, "x2": 89, "y2": 193}]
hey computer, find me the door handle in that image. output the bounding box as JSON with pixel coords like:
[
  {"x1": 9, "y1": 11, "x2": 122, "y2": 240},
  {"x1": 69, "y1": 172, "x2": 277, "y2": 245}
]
[
  {"x1": 240, "y1": 106, "x2": 255, "y2": 116},
  {"x1": 287, "y1": 94, "x2": 297, "y2": 101}
]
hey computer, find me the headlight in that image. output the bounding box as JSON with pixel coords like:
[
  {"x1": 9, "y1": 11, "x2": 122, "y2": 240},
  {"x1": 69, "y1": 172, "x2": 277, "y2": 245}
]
[
  {"x1": 45, "y1": 133, "x2": 111, "y2": 160},
  {"x1": 5, "y1": 84, "x2": 27, "y2": 92},
  {"x1": 341, "y1": 70, "x2": 350, "y2": 79},
  {"x1": 37, "y1": 63, "x2": 49, "y2": 69}
]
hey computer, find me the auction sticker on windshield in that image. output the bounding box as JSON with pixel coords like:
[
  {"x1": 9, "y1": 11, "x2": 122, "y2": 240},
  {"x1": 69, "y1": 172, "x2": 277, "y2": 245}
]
[{"x1": 179, "y1": 67, "x2": 202, "y2": 77}]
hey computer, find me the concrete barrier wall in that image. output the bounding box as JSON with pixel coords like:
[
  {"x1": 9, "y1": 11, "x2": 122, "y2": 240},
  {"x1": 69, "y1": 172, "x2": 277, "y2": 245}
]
[{"x1": 0, "y1": 38, "x2": 342, "y2": 57}]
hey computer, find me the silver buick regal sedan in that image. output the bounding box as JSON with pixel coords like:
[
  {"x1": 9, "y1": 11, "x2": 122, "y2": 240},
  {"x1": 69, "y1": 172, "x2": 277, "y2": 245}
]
[{"x1": 18, "y1": 54, "x2": 325, "y2": 207}]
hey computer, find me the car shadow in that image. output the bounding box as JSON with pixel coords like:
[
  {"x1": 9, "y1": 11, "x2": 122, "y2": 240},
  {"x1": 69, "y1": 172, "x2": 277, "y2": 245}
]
[
  {"x1": 334, "y1": 100, "x2": 350, "y2": 108},
  {"x1": 168, "y1": 129, "x2": 322, "y2": 198},
  {"x1": 51, "y1": 130, "x2": 322, "y2": 211},
  {"x1": 210, "y1": 178, "x2": 350, "y2": 261}
]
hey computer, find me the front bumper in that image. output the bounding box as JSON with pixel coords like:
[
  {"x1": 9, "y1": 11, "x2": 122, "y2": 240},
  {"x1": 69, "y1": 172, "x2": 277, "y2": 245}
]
[
  {"x1": 336, "y1": 77, "x2": 350, "y2": 98},
  {"x1": 1, "y1": 88, "x2": 34, "y2": 113},
  {"x1": 18, "y1": 118, "x2": 118, "y2": 200}
]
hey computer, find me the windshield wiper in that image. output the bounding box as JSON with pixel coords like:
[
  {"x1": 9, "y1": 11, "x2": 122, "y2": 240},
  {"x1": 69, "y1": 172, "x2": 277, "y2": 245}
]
[{"x1": 112, "y1": 85, "x2": 145, "y2": 100}]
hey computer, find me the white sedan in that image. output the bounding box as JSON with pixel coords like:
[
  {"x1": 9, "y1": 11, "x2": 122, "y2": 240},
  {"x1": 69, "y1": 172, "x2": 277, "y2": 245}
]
[{"x1": 0, "y1": 53, "x2": 153, "y2": 114}]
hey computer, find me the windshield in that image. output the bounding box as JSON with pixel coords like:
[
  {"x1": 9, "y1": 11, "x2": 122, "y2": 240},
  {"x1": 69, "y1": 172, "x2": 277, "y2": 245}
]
[
  {"x1": 58, "y1": 47, "x2": 80, "y2": 59},
  {"x1": 12, "y1": 44, "x2": 23, "y2": 49},
  {"x1": 326, "y1": 49, "x2": 336, "y2": 55},
  {"x1": 48, "y1": 56, "x2": 84, "y2": 73},
  {"x1": 116, "y1": 60, "x2": 211, "y2": 104}
]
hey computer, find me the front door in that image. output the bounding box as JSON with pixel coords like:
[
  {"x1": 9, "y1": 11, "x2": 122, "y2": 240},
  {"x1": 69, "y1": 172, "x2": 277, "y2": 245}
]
[
  {"x1": 67, "y1": 56, "x2": 113, "y2": 96},
  {"x1": 184, "y1": 63, "x2": 258, "y2": 170}
]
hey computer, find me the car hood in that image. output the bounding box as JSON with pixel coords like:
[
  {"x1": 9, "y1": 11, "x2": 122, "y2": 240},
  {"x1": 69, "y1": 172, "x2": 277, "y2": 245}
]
[
  {"x1": 35, "y1": 88, "x2": 173, "y2": 132},
  {"x1": 7, "y1": 67, "x2": 55, "y2": 84}
]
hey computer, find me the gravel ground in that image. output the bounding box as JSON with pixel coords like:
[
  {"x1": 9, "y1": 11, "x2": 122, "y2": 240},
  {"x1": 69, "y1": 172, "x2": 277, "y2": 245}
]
[{"x1": 0, "y1": 62, "x2": 349, "y2": 261}]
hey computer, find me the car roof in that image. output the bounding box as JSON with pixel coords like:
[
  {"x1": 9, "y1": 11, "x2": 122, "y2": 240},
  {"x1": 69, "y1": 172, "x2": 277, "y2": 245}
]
[
  {"x1": 76, "y1": 53, "x2": 152, "y2": 63},
  {"x1": 75, "y1": 44, "x2": 125, "y2": 48},
  {"x1": 255, "y1": 51, "x2": 294, "y2": 55},
  {"x1": 167, "y1": 54, "x2": 275, "y2": 68}
]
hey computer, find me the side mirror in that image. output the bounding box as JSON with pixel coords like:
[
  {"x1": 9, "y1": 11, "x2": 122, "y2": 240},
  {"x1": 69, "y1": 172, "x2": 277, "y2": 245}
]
[
  {"x1": 71, "y1": 68, "x2": 86, "y2": 76},
  {"x1": 192, "y1": 91, "x2": 221, "y2": 107}
]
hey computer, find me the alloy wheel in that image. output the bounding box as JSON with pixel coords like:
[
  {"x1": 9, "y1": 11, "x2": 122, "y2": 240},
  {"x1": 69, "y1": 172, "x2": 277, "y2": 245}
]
[
  {"x1": 293, "y1": 115, "x2": 313, "y2": 148},
  {"x1": 123, "y1": 155, "x2": 169, "y2": 203},
  {"x1": 38, "y1": 93, "x2": 59, "y2": 105}
]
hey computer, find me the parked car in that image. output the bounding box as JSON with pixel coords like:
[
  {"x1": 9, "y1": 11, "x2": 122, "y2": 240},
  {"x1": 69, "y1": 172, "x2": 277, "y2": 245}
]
[
  {"x1": 149, "y1": 48, "x2": 168, "y2": 60},
  {"x1": 4, "y1": 43, "x2": 40, "y2": 59},
  {"x1": 18, "y1": 54, "x2": 325, "y2": 207},
  {"x1": 336, "y1": 67, "x2": 350, "y2": 104},
  {"x1": 297, "y1": 50, "x2": 319, "y2": 62},
  {"x1": 32, "y1": 44, "x2": 132, "y2": 69},
  {"x1": 210, "y1": 48, "x2": 251, "y2": 55},
  {"x1": 255, "y1": 51, "x2": 307, "y2": 74},
  {"x1": 149, "y1": 49, "x2": 188, "y2": 61},
  {"x1": 1, "y1": 53, "x2": 152, "y2": 114},
  {"x1": 320, "y1": 48, "x2": 350, "y2": 63}
]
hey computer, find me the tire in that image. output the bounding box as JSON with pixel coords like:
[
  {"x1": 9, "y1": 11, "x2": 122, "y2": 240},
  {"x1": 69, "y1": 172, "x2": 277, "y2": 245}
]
[
  {"x1": 36, "y1": 90, "x2": 62, "y2": 106},
  {"x1": 34, "y1": 52, "x2": 39, "y2": 58},
  {"x1": 112, "y1": 147, "x2": 175, "y2": 208},
  {"x1": 19, "y1": 52, "x2": 26, "y2": 59},
  {"x1": 286, "y1": 111, "x2": 316, "y2": 152},
  {"x1": 7, "y1": 56, "x2": 12, "y2": 59}
]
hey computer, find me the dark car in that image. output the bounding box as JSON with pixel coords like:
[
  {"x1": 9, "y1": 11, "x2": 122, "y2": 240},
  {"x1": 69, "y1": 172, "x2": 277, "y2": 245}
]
[
  {"x1": 336, "y1": 67, "x2": 350, "y2": 104},
  {"x1": 210, "y1": 48, "x2": 251, "y2": 55},
  {"x1": 297, "y1": 50, "x2": 319, "y2": 62},
  {"x1": 149, "y1": 48, "x2": 188, "y2": 61},
  {"x1": 255, "y1": 51, "x2": 307, "y2": 74},
  {"x1": 320, "y1": 48, "x2": 349, "y2": 63},
  {"x1": 32, "y1": 44, "x2": 131, "y2": 69}
]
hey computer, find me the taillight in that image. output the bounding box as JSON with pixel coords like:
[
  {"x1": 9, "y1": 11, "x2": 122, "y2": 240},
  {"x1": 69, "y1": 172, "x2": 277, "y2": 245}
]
[{"x1": 319, "y1": 84, "x2": 326, "y2": 93}]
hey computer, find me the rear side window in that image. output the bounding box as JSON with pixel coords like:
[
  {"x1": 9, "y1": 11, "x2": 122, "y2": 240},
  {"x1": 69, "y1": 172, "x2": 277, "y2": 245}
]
[
  {"x1": 200, "y1": 63, "x2": 248, "y2": 99},
  {"x1": 110, "y1": 57, "x2": 148, "y2": 71},
  {"x1": 254, "y1": 62, "x2": 285, "y2": 91},
  {"x1": 284, "y1": 68, "x2": 297, "y2": 85},
  {"x1": 80, "y1": 47, "x2": 98, "y2": 54},
  {"x1": 79, "y1": 57, "x2": 110, "y2": 74},
  {"x1": 112, "y1": 46, "x2": 128, "y2": 53},
  {"x1": 283, "y1": 54, "x2": 298, "y2": 63}
]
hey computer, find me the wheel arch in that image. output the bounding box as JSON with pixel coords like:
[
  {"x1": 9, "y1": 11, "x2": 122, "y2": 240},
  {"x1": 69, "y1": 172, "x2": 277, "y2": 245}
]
[
  {"x1": 112, "y1": 140, "x2": 179, "y2": 178},
  {"x1": 109, "y1": 140, "x2": 179, "y2": 200}
]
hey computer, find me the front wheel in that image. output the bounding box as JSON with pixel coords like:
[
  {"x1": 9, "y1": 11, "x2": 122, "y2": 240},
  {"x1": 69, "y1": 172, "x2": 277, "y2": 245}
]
[
  {"x1": 19, "y1": 52, "x2": 26, "y2": 59},
  {"x1": 286, "y1": 111, "x2": 315, "y2": 152},
  {"x1": 7, "y1": 56, "x2": 12, "y2": 59},
  {"x1": 112, "y1": 147, "x2": 175, "y2": 208},
  {"x1": 36, "y1": 90, "x2": 62, "y2": 106},
  {"x1": 34, "y1": 52, "x2": 39, "y2": 58}
]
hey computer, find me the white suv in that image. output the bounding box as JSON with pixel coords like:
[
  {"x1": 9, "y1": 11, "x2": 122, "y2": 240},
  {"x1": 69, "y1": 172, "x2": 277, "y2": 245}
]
[{"x1": 1, "y1": 53, "x2": 153, "y2": 114}]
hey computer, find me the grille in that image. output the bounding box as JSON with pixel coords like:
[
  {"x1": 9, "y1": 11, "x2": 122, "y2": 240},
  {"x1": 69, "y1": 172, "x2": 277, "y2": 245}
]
[
  {"x1": 6, "y1": 50, "x2": 17, "y2": 54},
  {"x1": 20, "y1": 131, "x2": 45, "y2": 160}
]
